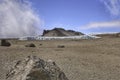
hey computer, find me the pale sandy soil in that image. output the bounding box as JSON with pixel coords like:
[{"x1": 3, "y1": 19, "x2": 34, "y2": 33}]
[{"x1": 0, "y1": 37, "x2": 120, "y2": 80}]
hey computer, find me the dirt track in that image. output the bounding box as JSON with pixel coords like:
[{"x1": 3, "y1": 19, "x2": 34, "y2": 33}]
[{"x1": 0, "y1": 37, "x2": 120, "y2": 80}]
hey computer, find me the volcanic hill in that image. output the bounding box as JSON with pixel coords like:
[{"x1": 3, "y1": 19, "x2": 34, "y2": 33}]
[{"x1": 42, "y1": 28, "x2": 84, "y2": 37}]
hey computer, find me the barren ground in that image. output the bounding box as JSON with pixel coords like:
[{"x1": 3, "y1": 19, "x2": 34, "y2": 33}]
[{"x1": 0, "y1": 37, "x2": 120, "y2": 80}]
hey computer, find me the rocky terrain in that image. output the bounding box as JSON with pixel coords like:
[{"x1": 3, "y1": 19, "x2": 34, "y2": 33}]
[
  {"x1": 0, "y1": 36, "x2": 120, "y2": 80},
  {"x1": 6, "y1": 56, "x2": 68, "y2": 80},
  {"x1": 42, "y1": 28, "x2": 84, "y2": 36}
]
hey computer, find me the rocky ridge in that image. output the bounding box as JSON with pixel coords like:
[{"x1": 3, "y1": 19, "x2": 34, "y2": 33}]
[{"x1": 6, "y1": 56, "x2": 69, "y2": 80}]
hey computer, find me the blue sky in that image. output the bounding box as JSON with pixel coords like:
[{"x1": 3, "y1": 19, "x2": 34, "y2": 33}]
[{"x1": 31, "y1": 0, "x2": 120, "y2": 34}]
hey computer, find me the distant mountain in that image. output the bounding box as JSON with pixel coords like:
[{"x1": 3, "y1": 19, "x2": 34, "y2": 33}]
[
  {"x1": 42, "y1": 28, "x2": 84, "y2": 36},
  {"x1": 94, "y1": 32, "x2": 120, "y2": 38}
]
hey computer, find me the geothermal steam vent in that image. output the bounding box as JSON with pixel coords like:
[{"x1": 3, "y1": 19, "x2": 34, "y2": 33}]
[
  {"x1": 0, "y1": 0, "x2": 40, "y2": 38},
  {"x1": 6, "y1": 56, "x2": 69, "y2": 80}
]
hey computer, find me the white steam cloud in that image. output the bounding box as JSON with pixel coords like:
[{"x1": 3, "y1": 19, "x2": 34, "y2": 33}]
[
  {"x1": 101, "y1": 0, "x2": 120, "y2": 16},
  {"x1": 0, "y1": 0, "x2": 41, "y2": 38}
]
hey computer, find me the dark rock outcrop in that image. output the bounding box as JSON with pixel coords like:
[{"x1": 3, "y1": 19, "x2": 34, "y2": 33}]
[
  {"x1": 6, "y1": 56, "x2": 69, "y2": 80},
  {"x1": 0, "y1": 39, "x2": 11, "y2": 47},
  {"x1": 57, "y1": 45, "x2": 65, "y2": 48},
  {"x1": 25, "y1": 43, "x2": 36, "y2": 47},
  {"x1": 116, "y1": 32, "x2": 120, "y2": 37},
  {"x1": 42, "y1": 28, "x2": 84, "y2": 37}
]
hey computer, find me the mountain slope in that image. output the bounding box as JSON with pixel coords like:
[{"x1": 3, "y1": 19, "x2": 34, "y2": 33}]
[
  {"x1": 42, "y1": 28, "x2": 84, "y2": 36},
  {"x1": 95, "y1": 32, "x2": 120, "y2": 38}
]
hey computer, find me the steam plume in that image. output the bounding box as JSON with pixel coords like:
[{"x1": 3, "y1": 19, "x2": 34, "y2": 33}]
[{"x1": 0, "y1": 0, "x2": 41, "y2": 38}]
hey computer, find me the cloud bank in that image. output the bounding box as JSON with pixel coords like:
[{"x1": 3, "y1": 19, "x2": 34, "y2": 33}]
[
  {"x1": 80, "y1": 0, "x2": 120, "y2": 31},
  {"x1": 0, "y1": 0, "x2": 41, "y2": 38},
  {"x1": 81, "y1": 21, "x2": 120, "y2": 29},
  {"x1": 101, "y1": 0, "x2": 120, "y2": 16}
]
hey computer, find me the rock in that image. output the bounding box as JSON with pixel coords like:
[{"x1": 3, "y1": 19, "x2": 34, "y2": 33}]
[
  {"x1": 0, "y1": 39, "x2": 11, "y2": 47},
  {"x1": 116, "y1": 33, "x2": 120, "y2": 37},
  {"x1": 25, "y1": 43, "x2": 36, "y2": 47},
  {"x1": 6, "y1": 56, "x2": 69, "y2": 80},
  {"x1": 40, "y1": 44, "x2": 42, "y2": 46},
  {"x1": 57, "y1": 45, "x2": 65, "y2": 48}
]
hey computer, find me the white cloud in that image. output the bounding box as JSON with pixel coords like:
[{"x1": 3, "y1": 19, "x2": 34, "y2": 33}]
[
  {"x1": 0, "y1": 0, "x2": 42, "y2": 38},
  {"x1": 81, "y1": 20, "x2": 120, "y2": 29},
  {"x1": 101, "y1": 0, "x2": 120, "y2": 16}
]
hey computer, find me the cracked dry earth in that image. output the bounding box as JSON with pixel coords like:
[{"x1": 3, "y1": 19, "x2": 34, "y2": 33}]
[{"x1": 0, "y1": 37, "x2": 120, "y2": 80}]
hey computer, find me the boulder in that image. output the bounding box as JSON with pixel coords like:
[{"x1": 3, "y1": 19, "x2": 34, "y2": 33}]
[
  {"x1": 116, "y1": 33, "x2": 120, "y2": 37},
  {"x1": 25, "y1": 43, "x2": 36, "y2": 47},
  {"x1": 57, "y1": 45, "x2": 65, "y2": 48},
  {"x1": 6, "y1": 56, "x2": 69, "y2": 80},
  {"x1": 0, "y1": 39, "x2": 11, "y2": 47}
]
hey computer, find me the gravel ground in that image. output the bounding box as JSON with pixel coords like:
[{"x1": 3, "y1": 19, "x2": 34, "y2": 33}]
[{"x1": 0, "y1": 37, "x2": 120, "y2": 80}]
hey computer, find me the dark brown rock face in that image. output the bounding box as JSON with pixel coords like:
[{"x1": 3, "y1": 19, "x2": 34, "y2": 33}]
[
  {"x1": 0, "y1": 39, "x2": 11, "y2": 47},
  {"x1": 6, "y1": 56, "x2": 69, "y2": 80}
]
